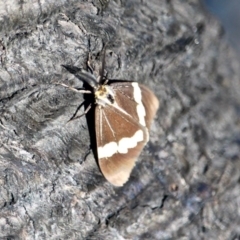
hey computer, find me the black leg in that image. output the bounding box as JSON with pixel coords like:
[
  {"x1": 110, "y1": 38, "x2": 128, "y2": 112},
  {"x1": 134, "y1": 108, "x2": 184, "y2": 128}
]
[{"x1": 67, "y1": 103, "x2": 92, "y2": 122}]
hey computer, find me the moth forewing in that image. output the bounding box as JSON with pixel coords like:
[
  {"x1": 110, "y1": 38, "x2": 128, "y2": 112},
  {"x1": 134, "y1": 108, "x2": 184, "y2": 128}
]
[{"x1": 95, "y1": 102, "x2": 149, "y2": 186}]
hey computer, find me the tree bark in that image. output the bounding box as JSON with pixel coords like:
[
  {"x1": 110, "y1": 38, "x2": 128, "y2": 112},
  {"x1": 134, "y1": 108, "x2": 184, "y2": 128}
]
[{"x1": 0, "y1": 0, "x2": 239, "y2": 239}]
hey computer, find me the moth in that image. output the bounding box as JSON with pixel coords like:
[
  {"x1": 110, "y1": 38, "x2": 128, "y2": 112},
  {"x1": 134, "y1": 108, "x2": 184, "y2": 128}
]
[{"x1": 61, "y1": 50, "x2": 159, "y2": 186}]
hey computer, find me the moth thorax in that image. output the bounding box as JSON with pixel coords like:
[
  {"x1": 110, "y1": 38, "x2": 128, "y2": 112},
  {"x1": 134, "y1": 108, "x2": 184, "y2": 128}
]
[{"x1": 95, "y1": 85, "x2": 115, "y2": 106}]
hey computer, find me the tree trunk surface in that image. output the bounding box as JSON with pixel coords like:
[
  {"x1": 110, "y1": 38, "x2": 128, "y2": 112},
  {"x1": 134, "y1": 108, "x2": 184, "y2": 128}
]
[{"x1": 0, "y1": 0, "x2": 239, "y2": 239}]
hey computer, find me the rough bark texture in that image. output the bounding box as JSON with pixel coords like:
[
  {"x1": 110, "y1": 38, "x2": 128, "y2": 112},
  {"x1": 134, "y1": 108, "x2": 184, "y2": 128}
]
[{"x1": 0, "y1": 0, "x2": 240, "y2": 239}]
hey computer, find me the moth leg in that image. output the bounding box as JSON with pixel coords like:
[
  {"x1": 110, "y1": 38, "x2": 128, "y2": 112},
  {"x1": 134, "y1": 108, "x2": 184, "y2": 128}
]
[
  {"x1": 87, "y1": 52, "x2": 94, "y2": 75},
  {"x1": 56, "y1": 83, "x2": 92, "y2": 94},
  {"x1": 67, "y1": 103, "x2": 92, "y2": 122},
  {"x1": 55, "y1": 82, "x2": 92, "y2": 122},
  {"x1": 79, "y1": 146, "x2": 92, "y2": 164},
  {"x1": 99, "y1": 43, "x2": 109, "y2": 85},
  {"x1": 102, "y1": 77, "x2": 109, "y2": 85}
]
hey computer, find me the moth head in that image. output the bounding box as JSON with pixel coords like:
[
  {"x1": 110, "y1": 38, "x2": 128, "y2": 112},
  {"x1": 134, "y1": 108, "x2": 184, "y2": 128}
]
[{"x1": 95, "y1": 85, "x2": 115, "y2": 107}]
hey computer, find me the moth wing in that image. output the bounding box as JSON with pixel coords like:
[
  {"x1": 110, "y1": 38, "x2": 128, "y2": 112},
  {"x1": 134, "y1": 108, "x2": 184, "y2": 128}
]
[
  {"x1": 137, "y1": 83, "x2": 159, "y2": 129},
  {"x1": 111, "y1": 82, "x2": 159, "y2": 130},
  {"x1": 95, "y1": 104, "x2": 148, "y2": 186}
]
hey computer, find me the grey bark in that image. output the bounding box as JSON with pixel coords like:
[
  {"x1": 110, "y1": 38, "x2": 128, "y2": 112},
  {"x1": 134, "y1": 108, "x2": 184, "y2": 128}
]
[{"x1": 0, "y1": 0, "x2": 240, "y2": 239}]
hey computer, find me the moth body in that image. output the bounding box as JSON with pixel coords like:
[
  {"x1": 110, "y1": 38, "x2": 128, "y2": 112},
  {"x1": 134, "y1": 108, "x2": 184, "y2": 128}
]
[{"x1": 62, "y1": 52, "x2": 159, "y2": 186}]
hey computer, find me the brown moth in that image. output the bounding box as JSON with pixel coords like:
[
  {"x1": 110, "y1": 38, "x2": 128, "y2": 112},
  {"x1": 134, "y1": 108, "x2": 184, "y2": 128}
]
[{"x1": 61, "y1": 49, "x2": 159, "y2": 186}]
